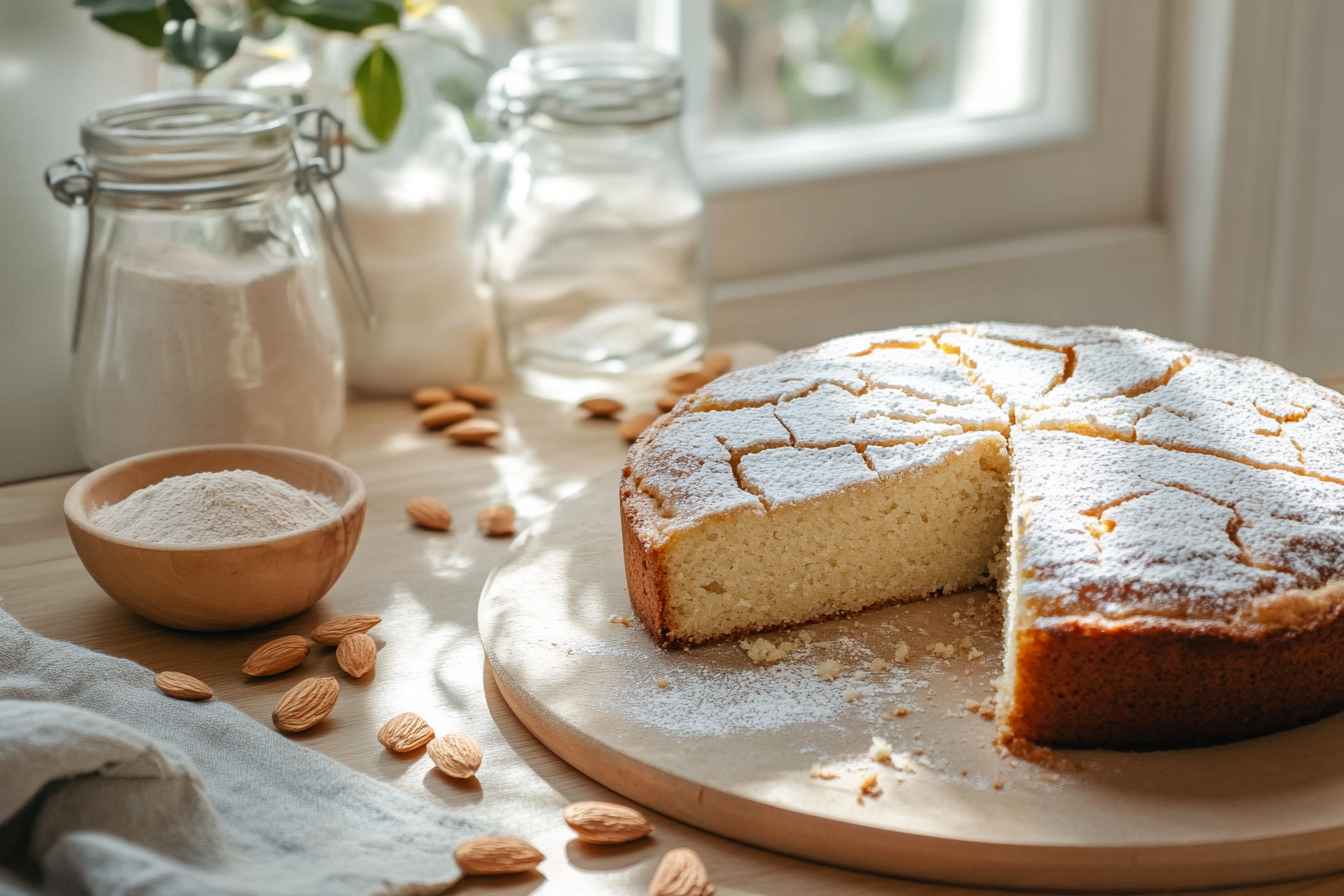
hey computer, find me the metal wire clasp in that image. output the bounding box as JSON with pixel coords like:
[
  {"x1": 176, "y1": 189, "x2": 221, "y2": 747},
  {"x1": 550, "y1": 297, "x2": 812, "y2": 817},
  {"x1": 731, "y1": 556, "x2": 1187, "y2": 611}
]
[{"x1": 291, "y1": 106, "x2": 376, "y2": 331}]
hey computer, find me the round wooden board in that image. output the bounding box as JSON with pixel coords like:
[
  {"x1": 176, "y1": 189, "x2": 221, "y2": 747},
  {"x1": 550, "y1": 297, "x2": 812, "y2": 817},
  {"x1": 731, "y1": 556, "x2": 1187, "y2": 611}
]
[{"x1": 479, "y1": 473, "x2": 1344, "y2": 891}]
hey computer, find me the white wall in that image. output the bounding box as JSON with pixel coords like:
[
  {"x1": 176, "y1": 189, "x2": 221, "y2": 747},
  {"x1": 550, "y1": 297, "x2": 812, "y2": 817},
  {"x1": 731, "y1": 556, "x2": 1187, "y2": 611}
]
[{"x1": 0, "y1": 2, "x2": 153, "y2": 483}]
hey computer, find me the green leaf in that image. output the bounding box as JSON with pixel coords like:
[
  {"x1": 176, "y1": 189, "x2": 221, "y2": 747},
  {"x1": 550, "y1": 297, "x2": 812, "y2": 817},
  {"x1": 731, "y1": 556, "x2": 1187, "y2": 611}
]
[
  {"x1": 163, "y1": 17, "x2": 244, "y2": 73},
  {"x1": 76, "y1": 0, "x2": 166, "y2": 48},
  {"x1": 353, "y1": 43, "x2": 403, "y2": 144},
  {"x1": 262, "y1": 0, "x2": 400, "y2": 35}
]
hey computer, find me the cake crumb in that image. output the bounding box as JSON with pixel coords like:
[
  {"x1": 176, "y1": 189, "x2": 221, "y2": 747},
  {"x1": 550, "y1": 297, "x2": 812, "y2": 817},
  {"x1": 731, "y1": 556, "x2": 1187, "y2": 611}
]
[
  {"x1": 891, "y1": 641, "x2": 910, "y2": 663},
  {"x1": 608, "y1": 614, "x2": 633, "y2": 627},
  {"x1": 992, "y1": 780, "x2": 1005, "y2": 791},
  {"x1": 883, "y1": 705, "x2": 912, "y2": 720},
  {"x1": 964, "y1": 700, "x2": 981, "y2": 714},
  {"x1": 655, "y1": 677, "x2": 669, "y2": 689},
  {"x1": 858, "y1": 772, "x2": 882, "y2": 799},
  {"x1": 867, "y1": 657, "x2": 891, "y2": 674},
  {"x1": 809, "y1": 764, "x2": 839, "y2": 781},
  {"x1": 844, "y1": 690, "x2": 863, "y2": 703},
  {"x1": 739, "y1": 635, "x2": 801, "y2": 665},
  {"x1": 815, "y1": 659, "x2": 845, "y2": 681},
  {"x1": 967, "y1": 646, "x2": 984, "y2": 661},
  {"x1": 928, "y1": 641, "x2": 955, "y2": 659},
  {"x1": 868, "y1": 736, "x2": 893, "y2": 763}
]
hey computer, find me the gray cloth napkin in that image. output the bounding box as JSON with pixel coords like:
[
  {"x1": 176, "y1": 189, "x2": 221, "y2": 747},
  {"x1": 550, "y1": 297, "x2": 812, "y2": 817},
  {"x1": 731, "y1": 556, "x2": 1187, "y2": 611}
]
[{"x1": 0, "y1": 610, "x2": 477, "y2": 895}]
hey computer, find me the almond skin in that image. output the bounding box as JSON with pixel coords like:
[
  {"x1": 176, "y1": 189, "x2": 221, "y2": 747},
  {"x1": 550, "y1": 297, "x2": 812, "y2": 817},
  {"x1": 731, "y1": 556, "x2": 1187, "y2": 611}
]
[
  {"x1": 477, "y1": 505, "x2": 516, "y2": 538},
  {"x1": 579, "y1": 396, "x2": 624, "y2": 418},
  {"x1": 655, "y1": 394, "x2": 679, "y2": 413},
  {"x1": 272, "y1": 676, "x2": 339, "y2": 733},
  {"x1": 155, "y1": 671, "x2": 212, "y2": 701},
  {"x1": 665, "y1": 370, "x2": 713, "y2": 395},
  {"x1": 563, "y1": 801, "x2": 653, "y2": 844},
  {"x1": 335, "y1": 632, "x2": 377, "y2": 678},
  {"x1": 406, "y1": 496, "x2": 453, "y2": 531},
  {"x1": 378, "y1": 712, "x2": 435, "y2": 753},
  {"x1": 454, "y1": 383, "x2": 497, "y2": 408},
  {"x1": 412, "y1": 385, "x2": 453, "y2": 408},
  {"x1": 419, "y1": 400, "x2": 475, "y2": 430},
  {"x1": 446, "y1": 418, "x2": 501, "y2": 445},
  {"x1": 620, "y1": 412, "x2": 660, "y2": 443},
  {"x1": 454, "y1": 836, "x2": 542, "y2": 876},
  {"x1": 427, "y1": 732, "x2": 482, "y2": 779},
  {"x1": 649, "y1": 848, "x2": 713, "y2": 896},
  {"x1": 311, "y1": 614, "x2": 381, "y2": 646},
  {"x1": 241, "y1": 635, "x2": 311, "y2": 677},
  {"x1": 701, "y1": 351, "x2": 733, "y2": 377}
]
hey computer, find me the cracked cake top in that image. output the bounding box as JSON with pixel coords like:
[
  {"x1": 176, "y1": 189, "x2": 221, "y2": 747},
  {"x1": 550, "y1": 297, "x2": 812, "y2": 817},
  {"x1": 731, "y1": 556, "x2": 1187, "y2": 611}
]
[{"x1": 622, "y1": 323, "x2": 1344, "y2": 631}]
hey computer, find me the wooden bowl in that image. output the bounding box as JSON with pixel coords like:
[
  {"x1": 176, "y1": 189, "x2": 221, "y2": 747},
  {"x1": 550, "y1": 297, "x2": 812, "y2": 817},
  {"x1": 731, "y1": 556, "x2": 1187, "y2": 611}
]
[{"x1": 64, "y1": 444, "x2": 366, "y2": 631}]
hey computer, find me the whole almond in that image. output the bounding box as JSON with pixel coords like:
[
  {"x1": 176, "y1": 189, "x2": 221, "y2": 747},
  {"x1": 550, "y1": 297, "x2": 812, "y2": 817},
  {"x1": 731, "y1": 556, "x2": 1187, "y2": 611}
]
[
  {"x1": 579, "y1": 396, "x2": 624, "y2": 419},
  {"x1": 427, "y1": 732, "x2": 482, "y2": 779},
  {"x1": 701, "y1": 351, "x2": 733, "y2": 377},
  {"x1": 412, "y1": 385, "x2": 453, "y2": 408},
  {"x1": 419, "y1": 400, "x2": 475, "y2": 430},
  {"x1": 655, "y1": 394, "x2": 679, "y2": 413},
  {"x1": 665, "y1": 370, "x2": 712, "y2": 395},
  {"x1": 477, "y1": 504, "x2": 516, "y2": 538},
  {"x1": 406, "y1": 496, "x2": 453, "y2": 531},
  {"x1": 447, "y1": 418, "x2": 501, "y2": 446},
  {"x1": 378, "y1": 712, "x2": 435, "y2": 753},
  {"x1": 241, "y1": 634, "x2": 311, "y2": 677},
  {"x1": 454, "y1": 383, "x2": 497, "y2": 408},
  {"x1": 311, "y1": 614, "x2": 381, "y2": 646},
  {"x1": 272, "y1": 676, "x2": 339, "y2": 733},
  {"x1": 454, "y1": 836, "x2": 543, "y2": 876},
  {"x1": 336, "y1": 632, "x2": 377, "y2": 678},
  {"x1": 620, "y1": 412, "x2": 660, "y2": 443},
  {"x1": 155, "y1": 671, "x2": 212, "y2": 701},
  {"x1": 649, "y1": 848, "x2": 713, "y2": 896},
  {"x1": 563, "y1": 801, "x2": 653, "y2": 844}
]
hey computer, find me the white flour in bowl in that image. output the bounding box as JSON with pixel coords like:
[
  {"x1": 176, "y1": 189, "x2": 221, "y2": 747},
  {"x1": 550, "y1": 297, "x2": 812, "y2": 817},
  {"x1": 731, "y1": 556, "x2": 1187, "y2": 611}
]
[{"x1": 91, "y1": 469, "x2": 338, "y2": 546}]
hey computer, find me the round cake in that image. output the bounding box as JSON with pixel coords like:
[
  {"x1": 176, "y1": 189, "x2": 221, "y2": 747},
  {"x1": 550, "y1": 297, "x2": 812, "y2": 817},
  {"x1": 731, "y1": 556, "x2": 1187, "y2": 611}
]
[{"x1": 620, "y1": 323, "x2": 1344, "y2": 749}]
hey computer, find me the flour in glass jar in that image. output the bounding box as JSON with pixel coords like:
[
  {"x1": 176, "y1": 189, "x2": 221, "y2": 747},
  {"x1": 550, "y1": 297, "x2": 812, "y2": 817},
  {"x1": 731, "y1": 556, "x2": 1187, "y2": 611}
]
[{"x1": 91, "y1": 470, "x2": 338, "y2": 546}]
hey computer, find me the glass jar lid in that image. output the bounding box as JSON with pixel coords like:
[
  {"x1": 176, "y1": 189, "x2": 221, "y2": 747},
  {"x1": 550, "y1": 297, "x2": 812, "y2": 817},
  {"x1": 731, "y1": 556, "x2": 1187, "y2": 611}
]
[
  {"x1": 76, "y1": 90, "x2": 298, "y2": 199},
  {"x1": 484, "y1": 42, "x2": 683, "y2": 130}
]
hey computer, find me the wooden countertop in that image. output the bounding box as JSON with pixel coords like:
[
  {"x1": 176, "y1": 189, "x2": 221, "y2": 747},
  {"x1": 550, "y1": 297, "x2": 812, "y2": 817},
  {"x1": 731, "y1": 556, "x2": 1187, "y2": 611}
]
[{"x1": 2, "y1": 354, "x2": 1339, "y2": 895}]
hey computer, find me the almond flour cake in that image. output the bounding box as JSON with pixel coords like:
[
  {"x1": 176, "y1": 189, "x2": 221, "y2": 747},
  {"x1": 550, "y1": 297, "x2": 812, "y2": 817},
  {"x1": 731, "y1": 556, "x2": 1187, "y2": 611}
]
[{"x1": 620, "y1": 323, "x2": 1344, "y2": 748}]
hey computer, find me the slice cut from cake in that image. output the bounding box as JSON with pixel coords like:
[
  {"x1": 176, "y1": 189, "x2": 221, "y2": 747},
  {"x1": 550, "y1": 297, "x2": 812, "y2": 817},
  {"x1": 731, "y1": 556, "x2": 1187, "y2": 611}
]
[{"x1": 621, "y1": 323, "x2": 1344, "y2": 749}]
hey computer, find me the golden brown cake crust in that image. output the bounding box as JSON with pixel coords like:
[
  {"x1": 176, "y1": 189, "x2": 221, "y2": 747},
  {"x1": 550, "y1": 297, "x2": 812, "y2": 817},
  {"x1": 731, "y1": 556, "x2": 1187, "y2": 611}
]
[
  {"x1": 1004, "y1": 594, "x2": 1344, "y2": 749},
  {"x1": 621, "y1": 473, "x2": 672, "y2": 643}
]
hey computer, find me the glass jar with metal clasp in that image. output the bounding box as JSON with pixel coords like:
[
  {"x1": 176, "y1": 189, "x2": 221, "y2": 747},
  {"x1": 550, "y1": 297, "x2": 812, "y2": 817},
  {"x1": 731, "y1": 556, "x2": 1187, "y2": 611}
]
[
  {"x1": 44, "y1": 90, "x2": 373, "y2": 468},
  {"x1": 480, "y1": 43, "x2": 708, "y2": 401}
]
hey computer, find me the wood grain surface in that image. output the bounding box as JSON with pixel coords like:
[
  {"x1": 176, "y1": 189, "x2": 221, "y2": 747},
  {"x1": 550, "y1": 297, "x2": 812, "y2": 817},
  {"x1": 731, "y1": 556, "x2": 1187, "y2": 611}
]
[{"x1": 1, "y1": 344, "x2": 1340, "y2": 894}]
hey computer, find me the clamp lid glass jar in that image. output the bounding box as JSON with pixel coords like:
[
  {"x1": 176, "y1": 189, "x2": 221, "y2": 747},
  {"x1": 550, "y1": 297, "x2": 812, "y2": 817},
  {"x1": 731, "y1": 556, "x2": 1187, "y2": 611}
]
[
  {"x1": 45, "y1": 90, "x2": 371, "y2": 468},
  {"x1": 480, "y1": 43, "x2": 707, "y2": 401}
]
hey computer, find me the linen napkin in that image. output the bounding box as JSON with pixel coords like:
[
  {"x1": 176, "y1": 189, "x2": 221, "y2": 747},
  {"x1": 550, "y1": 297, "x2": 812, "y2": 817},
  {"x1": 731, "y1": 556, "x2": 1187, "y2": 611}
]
[{"x1": 0, "y1": 609, "x2": 478, "y2": 895}]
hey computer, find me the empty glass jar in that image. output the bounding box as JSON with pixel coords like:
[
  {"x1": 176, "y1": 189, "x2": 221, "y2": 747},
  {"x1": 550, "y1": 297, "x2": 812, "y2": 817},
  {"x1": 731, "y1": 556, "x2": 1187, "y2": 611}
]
[
  {"x1": 45, "y1": 91, "x2": 369, "y2": 468},
  {"x1": 480, "y1": 43, "x2": 707, "y2": 400}
]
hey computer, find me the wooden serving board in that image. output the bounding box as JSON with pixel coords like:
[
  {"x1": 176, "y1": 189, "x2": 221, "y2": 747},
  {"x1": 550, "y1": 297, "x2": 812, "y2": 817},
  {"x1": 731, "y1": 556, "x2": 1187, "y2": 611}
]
[{"x1": 479, "y1": 473, "x2": 1344, "y2": 891}]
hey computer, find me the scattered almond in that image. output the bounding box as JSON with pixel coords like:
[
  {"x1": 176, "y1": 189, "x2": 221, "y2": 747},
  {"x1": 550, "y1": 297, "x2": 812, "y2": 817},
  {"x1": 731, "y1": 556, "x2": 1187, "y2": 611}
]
[
  {"x1": 563, "y1": 801, "x2": 653, "y2": 844},
  {"x1": 477, "y1": 504, "x2": 516, "y2": 538},
  {"x1": 702, "y1": 351, "x2": 733, "y2": 377},
  {"x1": 412, "y1": 385, "x2": 453, "y2": 408},
  {"x1": 272, "y1": 676, "x2": 339, "y2": 733},
  {"x1": 447, "y1": 418, "x2": 501, "y2": 445},
  {"x1": 579, "y1": 396, "x2": 624, "y2": 418},
  {"x1": 619, "y1": 412, "x2": 659, "y2": 443},
  {"x1": 378, "y1": 712, "x2": 435, "y2": 753},
  {"x1": 154, "y1": 671, "x2": 212, "y2": 701},
  {"x1": 649, "y1": 847, "x2": 713, "y2": 896},
  {"x1": 406, "y1": 496, "x2": 453, "y2": 531},
  {"x1": 428, "y1": 732, "x2": 483, "y2": 779},
  {"x1": 665, "y1": 370, "x2": 712, "y2": 395},
  {"x1": 336, "y1": 632, "x2": 377, "y2": 678},
  {"x1": 454, "y1": 836, "x2": 543, "y2": 876},
  {"x1": 311, "y1": 614, "x2": 381, "y2": 646},
  {"x1": 419, "y1": 400, "x2": 475, "y2": 430},
  {"x1": 655, "y1": 394, "x2": 679, "y2": 413},
  {"x1": 241, "y1": 634, "x2": 311, "y2": 677},
  {"x1": 454, "y1": 383, "x2": 497, "y2": 408}
]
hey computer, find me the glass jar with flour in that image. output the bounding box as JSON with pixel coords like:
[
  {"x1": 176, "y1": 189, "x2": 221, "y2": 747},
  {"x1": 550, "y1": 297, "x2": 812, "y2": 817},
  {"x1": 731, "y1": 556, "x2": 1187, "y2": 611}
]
[{"x1": 45, "y1": 91, "x2": 371, "y2": 468}]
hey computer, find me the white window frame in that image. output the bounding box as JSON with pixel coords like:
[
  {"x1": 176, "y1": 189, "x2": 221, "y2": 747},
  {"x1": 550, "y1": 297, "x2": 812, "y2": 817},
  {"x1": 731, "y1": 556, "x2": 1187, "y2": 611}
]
[{"x1": 640, "y1": 0, "x2": 1164, "y2": 288}]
